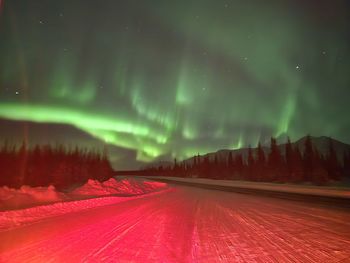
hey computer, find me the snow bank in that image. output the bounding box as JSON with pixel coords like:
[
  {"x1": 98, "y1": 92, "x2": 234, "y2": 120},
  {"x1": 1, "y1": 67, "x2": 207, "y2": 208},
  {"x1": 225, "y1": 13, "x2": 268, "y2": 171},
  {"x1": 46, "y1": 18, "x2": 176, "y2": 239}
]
[
  {"x1": 0, "y1": 188, "x2": 172, "y2": 231},
  {"x1": 0, "y1": 185, "x2": 66, "y2": 210},
  {"x1": 71, "y1": 177, "x2": 167, "y2": 197},
  {"x1": 0, "y1": 177, "x2": 167, "y2": 211}
]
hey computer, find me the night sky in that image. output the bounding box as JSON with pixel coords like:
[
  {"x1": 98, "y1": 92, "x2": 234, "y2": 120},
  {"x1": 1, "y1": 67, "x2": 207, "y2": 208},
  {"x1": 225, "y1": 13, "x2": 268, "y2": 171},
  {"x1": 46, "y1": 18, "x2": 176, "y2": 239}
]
[{"x1": 0, "y1": 0, "x2": 349, "y2": 169}]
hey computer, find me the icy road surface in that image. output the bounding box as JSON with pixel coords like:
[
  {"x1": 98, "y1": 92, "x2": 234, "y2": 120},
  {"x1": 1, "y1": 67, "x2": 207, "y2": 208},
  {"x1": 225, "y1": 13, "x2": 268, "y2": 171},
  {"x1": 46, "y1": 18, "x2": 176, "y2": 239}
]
[{"x1": 1, "y1": 186, "x2": 350, "y2": 262}]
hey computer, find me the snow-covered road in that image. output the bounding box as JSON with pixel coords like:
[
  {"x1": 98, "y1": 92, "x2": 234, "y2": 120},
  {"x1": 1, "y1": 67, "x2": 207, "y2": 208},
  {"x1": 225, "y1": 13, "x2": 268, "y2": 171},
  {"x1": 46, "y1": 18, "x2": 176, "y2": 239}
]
[{"x1": 1, "y1": 185, "x2": 350, "y2": 262}]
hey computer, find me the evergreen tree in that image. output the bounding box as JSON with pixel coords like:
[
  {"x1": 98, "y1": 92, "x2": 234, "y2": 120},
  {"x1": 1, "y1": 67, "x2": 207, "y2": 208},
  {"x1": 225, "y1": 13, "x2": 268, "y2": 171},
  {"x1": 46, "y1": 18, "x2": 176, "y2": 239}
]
[
  {"x1": 311, "y1": 147, "x2": 329, "y2": 185},
  {"x1": 173, "y1": 158, "x2": 178, "y2": 175},
  {"x1": 256, "y1": 142, "x2": 266, "y2": 181},
  {"x1": 202, "y1": 155, "x2": 210, "y2": 178},
  {"x1": 325, "y1": 138, "x2": 340, "y2": 180},
  {"x1": 227, "y1": 151, "x2": 234, "y2": 179},
  {"x1": 0, "y1": 143, "x2": 114, "y2": 189},
  {"x1": 285, "y1": 137, "x2": 293, "y2": 181},
  {"x1": 303, "y1": 135, "x2": 314, "y2": 182},
  {"x1": 212, "y1": 154, "x2": 219, "y2": 179},
  {"x1": 247, "y1": 146, "x2": 255, "y2": 180},
  {"x1": 343, "y1": 150, "x2": 350, "y2": 178},
  {"x1": 267, "y1": 137, "x2": 282, "y2": 181},
  {"x1": 235, "y1": 154, "x2": 244, "y2": 179},
  {"x1": 291, "y1": 146, "x2": 304, "y2": 182}
]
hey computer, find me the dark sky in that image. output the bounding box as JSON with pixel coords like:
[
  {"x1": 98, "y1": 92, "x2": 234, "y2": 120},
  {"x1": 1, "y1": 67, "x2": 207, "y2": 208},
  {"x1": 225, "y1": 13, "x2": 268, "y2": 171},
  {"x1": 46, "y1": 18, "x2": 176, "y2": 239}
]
[{"x1": 0, "y1": 0, "x2": 349, "y2": 169}]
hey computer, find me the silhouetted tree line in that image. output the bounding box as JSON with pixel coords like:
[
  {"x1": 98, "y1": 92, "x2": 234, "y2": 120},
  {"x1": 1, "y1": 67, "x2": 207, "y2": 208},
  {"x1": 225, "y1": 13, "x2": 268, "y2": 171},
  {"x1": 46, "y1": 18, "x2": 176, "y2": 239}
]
[
  {"x1": 0, "y1": 142, "x2": 114, "y2": 190},
  {"x1": 143, "y1": 136, "x2": 350, "y2": 186}
]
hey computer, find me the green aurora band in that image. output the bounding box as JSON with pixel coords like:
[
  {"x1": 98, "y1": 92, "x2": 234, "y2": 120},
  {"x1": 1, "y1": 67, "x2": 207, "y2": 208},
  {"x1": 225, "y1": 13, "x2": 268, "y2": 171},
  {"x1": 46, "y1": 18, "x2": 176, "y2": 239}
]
[{"x1": 0, "y1": 0, "x2": 349, "y2": 167}]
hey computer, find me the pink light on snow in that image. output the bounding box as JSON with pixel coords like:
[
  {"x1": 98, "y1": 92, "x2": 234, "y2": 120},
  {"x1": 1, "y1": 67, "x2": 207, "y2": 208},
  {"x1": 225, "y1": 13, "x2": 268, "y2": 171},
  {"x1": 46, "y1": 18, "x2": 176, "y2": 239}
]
[{"x1": 1, "y1": 186, "x2": 350, "y2": 262}]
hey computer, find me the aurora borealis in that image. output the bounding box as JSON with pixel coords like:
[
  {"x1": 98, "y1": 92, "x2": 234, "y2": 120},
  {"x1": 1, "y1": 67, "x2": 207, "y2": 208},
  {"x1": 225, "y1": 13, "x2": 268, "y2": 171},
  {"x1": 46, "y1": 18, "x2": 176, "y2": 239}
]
[{"x1": 0, "y1": 0, "x2": 349, "y2": 169}]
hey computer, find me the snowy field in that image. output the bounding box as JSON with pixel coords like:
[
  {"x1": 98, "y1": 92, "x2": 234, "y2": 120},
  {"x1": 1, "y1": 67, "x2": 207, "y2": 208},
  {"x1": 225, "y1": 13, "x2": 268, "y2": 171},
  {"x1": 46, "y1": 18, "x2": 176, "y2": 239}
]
[{"x1": 0, "y1": 177, "x2": 350, "y2": 262}]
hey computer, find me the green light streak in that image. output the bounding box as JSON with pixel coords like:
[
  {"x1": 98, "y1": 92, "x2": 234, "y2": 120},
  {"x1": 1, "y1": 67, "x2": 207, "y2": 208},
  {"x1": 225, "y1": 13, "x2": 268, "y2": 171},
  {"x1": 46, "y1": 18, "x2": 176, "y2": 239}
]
[
  {"x1": 0, "y1": 103, "x2": 168, "y2": 160},
  {"x1": 231, "y1": 133, "x2": 244, "y2": 149},
  {"x1": 175, "y1": 60, "x2": 193, "y2": 106},
  {"x1": 275, "y1": 93, "x2": 296, "y2": 137}
]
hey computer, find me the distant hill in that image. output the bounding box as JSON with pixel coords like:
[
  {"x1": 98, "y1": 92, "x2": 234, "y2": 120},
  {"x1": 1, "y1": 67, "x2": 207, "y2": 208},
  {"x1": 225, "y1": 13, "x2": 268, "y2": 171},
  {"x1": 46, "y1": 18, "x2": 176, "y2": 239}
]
[
  {"x1": 179, "y1": 136, "x2": 350, "y2": 166},
  {"x1": 292, "y1": 136, "x2": 349, "y2": 161}
]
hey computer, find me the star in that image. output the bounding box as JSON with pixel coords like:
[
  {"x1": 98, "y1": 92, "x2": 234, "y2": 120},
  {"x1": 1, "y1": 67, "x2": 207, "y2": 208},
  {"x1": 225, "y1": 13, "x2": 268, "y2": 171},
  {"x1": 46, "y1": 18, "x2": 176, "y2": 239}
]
[
  {"x1": 15, "y1": 91, "x2": 19, "y2": 95},
  {"x1": 295, "y1": 65, "x2": 300, "y2": 69},
  {"x1": 39, "y1": 20, "x2": 44, "y2": 24}
]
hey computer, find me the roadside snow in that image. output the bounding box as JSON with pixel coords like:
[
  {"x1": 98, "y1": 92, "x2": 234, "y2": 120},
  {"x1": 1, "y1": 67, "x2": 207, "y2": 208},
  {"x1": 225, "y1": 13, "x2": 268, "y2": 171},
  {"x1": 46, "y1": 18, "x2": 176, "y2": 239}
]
[
  {"x1": 0, "y1": 177, "x2": 167, "y2": 211},
  {"x1": 71, "y1": 177, "x2": 167, "y2": 197},
  {"x1": 0, "y1": 188, "x2": 171, "y2": 231},
  {"x1": 142, "y1": 176, "x2": 350, "y2": 199},
  {"x1": 0, "y1": 185, "x2": 66, "y2": 211},
  {"x1": 0, "y1": 177, "x2": 169, "y2": 230}
]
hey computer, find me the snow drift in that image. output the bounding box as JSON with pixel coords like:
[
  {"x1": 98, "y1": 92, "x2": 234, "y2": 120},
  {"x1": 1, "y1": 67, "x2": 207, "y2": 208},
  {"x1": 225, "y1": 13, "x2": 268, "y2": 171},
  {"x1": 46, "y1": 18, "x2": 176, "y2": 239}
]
[
  {"x1": 0, "y1": 177, "x2": 167, "y2": 211},
  {"x1": 71, "y1": 177, "x2": 167, "y2": 197},
  {"x1": 0, "y1": 185, "x2": 66, "y2": 210}
]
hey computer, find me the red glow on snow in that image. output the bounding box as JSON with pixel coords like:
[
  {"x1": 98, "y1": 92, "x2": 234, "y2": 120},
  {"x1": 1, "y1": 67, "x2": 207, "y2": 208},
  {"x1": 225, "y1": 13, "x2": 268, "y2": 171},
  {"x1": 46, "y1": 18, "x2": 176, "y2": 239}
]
[
  {"x1": 0, "y1": 177, "x2": 168, "y2": 211},
  {"x1": 1, "y1": 186, "x2": 350, "y2": 262}
]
